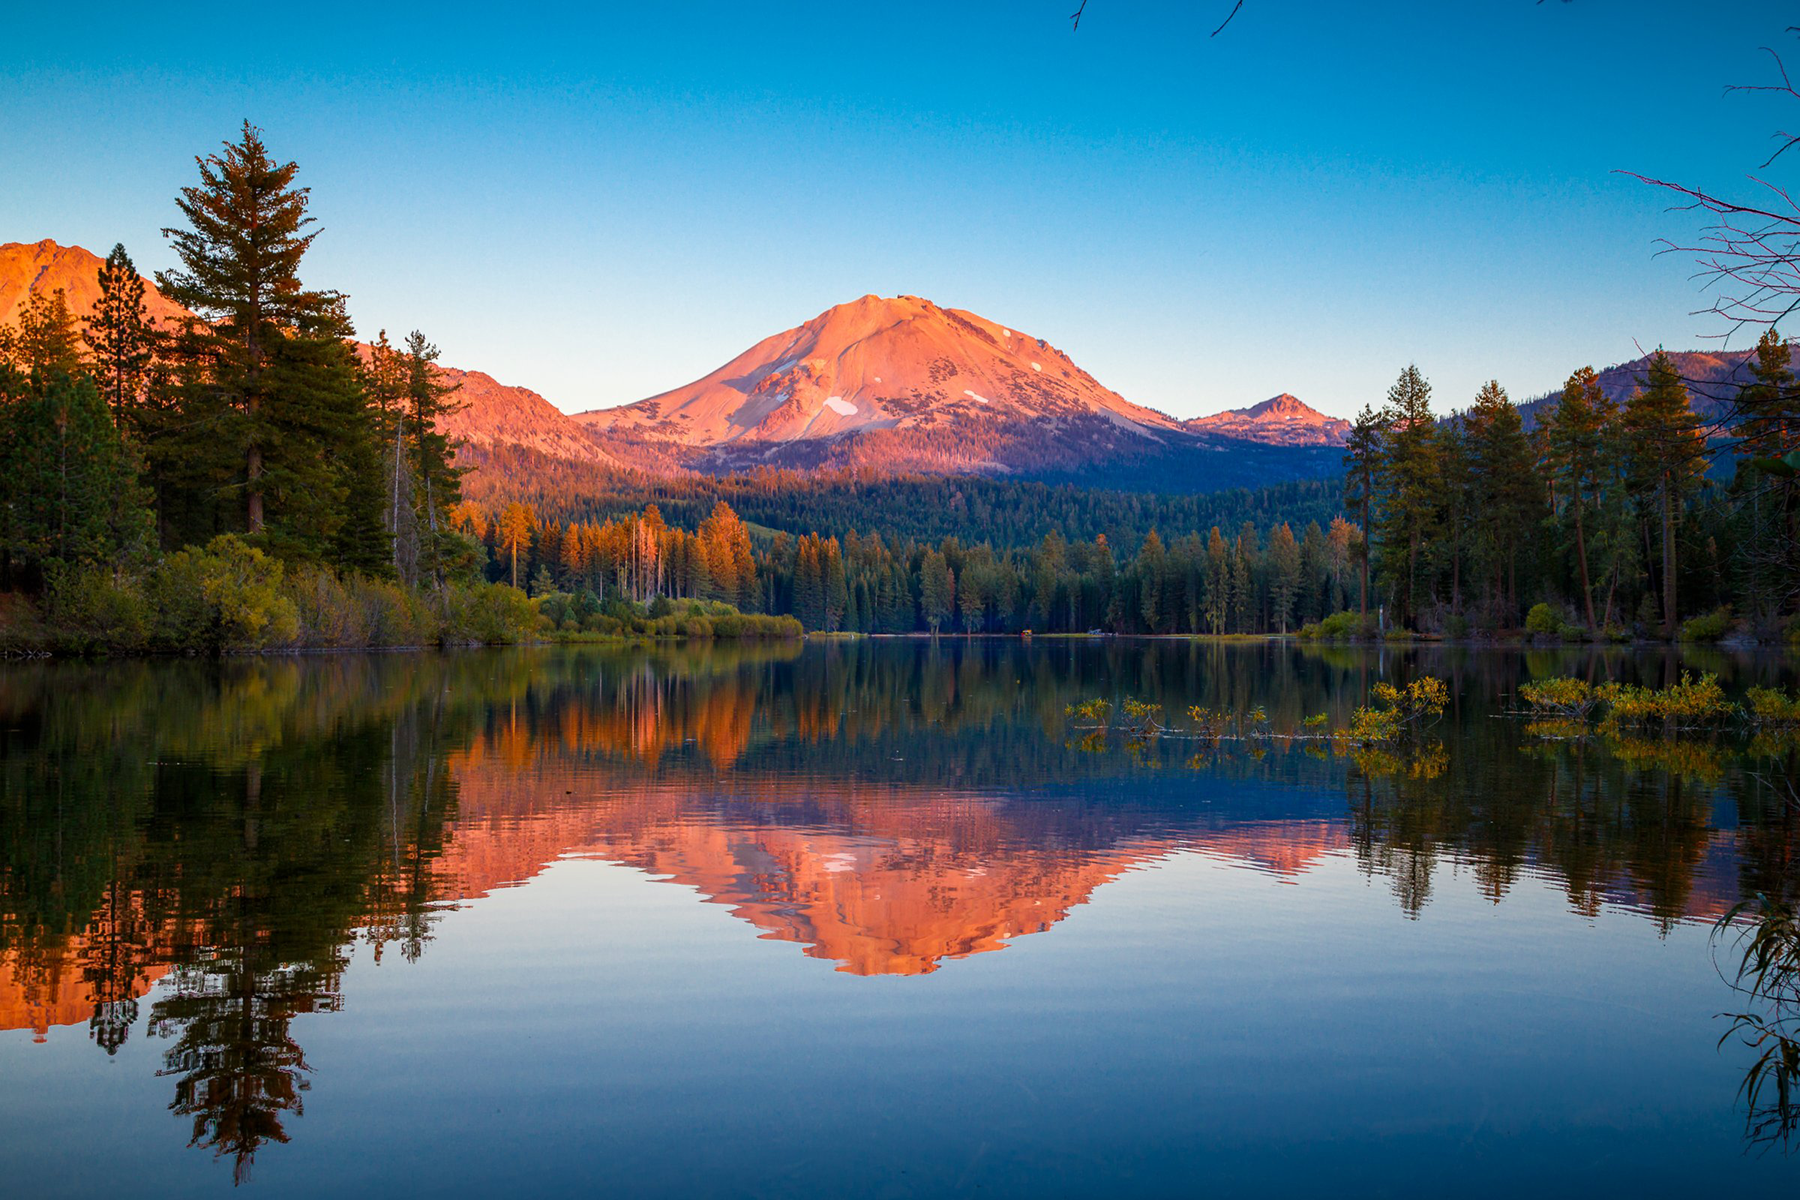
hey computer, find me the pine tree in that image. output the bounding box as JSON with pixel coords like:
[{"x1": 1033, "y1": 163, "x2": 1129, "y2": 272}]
[
  {"x1": 86, "y1": 245, "x2": 160, "y2": 430},
  {"x1": 403, "y1": 331, "x2": 466, "y2": 587},
  {"x1": 1464, "y1": 379, "x2": 1542, "y2": 623},
  {"x1": 1544, "y1": 366, "x2": 1612, "y2": 630},
  {"x1": 2, "y1": 372, "x2": 153, "y2": 578},
  {"x1": 1375, "y1": 365, "x2": 1440, "y2": 628},
  {"x1": 1136, "y1": 530, "x2": 1167, "y2": 632},
  {"x1": 1622, "y1": 351, "x2": 1707, "y2": 636},
  {"x1": 1734, "y1": 329, "x2": 1799, "y2": 618},
  {"x1": 498, "y1": 503, "x2": 535, "y2": 588},
  {"x1": 1298, "y1": 520, "x2": 1328, "y2": 625},
  {"x1": 1203, "y1": 527, "x2": 1230, "y2": 634},
  {"x1": 1343, "y1": 403, "x2": 1383, "y2": 619},
  {"x1": 157, "y1": 122, "x2": 362, "y2": 546},
  {"x1": 824, "y1": 538, "x2": 849, "y2": 631},
  {"x1": 0, "y1": 289, "x2": 84, "y2": 375},
  {"x1": 919, "y1": 549, "x2": 954, "y2": 633}
]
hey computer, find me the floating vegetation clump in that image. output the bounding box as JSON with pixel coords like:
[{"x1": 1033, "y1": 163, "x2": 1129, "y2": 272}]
[
  {"x1": 1745, "y1": 686, "x2": 1800, "y2": 728},
  {"x1": 1517, "y1": 674, "x2": 1800, "y2": 734},
  {"x1": 1596, "y1": 672, "x2": 1736, "y2": 731},
  {"x1": 1513, "y1": 674, "x2": 1800, "y2": 772},
  {"x1": 1064, "y1": 677, "x2": 1448, "y2": 763},
  {"x1": 1339, "y1": 677, "x2": 1448, "y2": 746},
  {"x1": 1516, "y1": 677, "x2": 1602, "y2": 721}
]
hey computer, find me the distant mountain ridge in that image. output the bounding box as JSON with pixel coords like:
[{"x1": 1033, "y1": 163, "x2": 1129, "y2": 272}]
[
  {"x1": 0, "y1": 239, "x2": 615, "y2": 465},
  {"x1": 10, "y1": 237, "x2": 1768, "y2": 499},
  {"x1": 1513, "y1": 347, "x2": 1773, "y2": 428}
]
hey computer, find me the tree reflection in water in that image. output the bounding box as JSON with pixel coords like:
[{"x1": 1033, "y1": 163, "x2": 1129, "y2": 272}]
[{"x1": 0, "y1": 640, "x2": 1795, "y2": 1177}]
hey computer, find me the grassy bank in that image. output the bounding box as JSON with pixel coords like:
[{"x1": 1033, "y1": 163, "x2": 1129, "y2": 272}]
[{"x1": 2, "y1": 535, "x2": 801, "y2": 657}]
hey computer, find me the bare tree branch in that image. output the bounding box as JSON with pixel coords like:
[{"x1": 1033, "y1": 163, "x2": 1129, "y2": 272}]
[
  {"x1": 1630, "y1": 36, "x2": 1800, "y2": 343},
  {"x1": 1210, "y1": 1, "x2": 1245, "y2": 37}
]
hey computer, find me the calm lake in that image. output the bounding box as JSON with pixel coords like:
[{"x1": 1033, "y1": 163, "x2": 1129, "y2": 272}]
[{"x1": 2, "y1": 639, "x2": 1797, "y2": 1196}]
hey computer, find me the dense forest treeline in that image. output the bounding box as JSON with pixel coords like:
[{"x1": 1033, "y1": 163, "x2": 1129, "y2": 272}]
[
  {"x1": 458, "y1": 446, "x2": 1345, "y2": 552},
  {"x1": 1339, "y1": 352, "x2": 1799, "y2": 641},
  {"x1": 458, "y1": 345, "x2": 1800, "y2": 641}
]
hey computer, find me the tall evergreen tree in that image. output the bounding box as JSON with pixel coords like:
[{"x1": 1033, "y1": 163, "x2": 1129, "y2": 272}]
[
  {"x1": 1543, "y1": 366, "x2": 1612, "y2": 630},
  {"x1": 0, "y1": 289, "x2": 84, "y2": 375},
  {"x1": 2, "y1": 372, "x2": 153, "y2": 579},
  {"x1": 1266, "y1": 522, "x2": 1301, "y2": 634},
  {"x1": 403, "y1": 331, "x2": 466, "y2": 586},
  {"x1": 1375, "y1": 365, "x2": 1441, "y2": 628},
  {"x1": 1343, "y1": 403, "x2": 1383, "y2": 619},
  {"x1": 1734, "y1": 329, "x2": 1799, "y2": 618},
  {"x1": 1622, "y1": 351, "x2": 1707, "y2": 636},
  {"x1": 919, "y1": 550, "x2": 954, "y2": 633},
  {"x1": 86, "y1": 245, "x2": 159, "y2": 428},
  {"x1": 1463, "y1": 380, "x2": 1541, "y2": 622},
  {"x1": 157, "y1": 122, "x2": 369, "y2": 551}
]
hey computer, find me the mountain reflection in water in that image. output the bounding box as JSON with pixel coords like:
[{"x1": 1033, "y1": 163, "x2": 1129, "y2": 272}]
[{"x1": 1, "y1": 640, "x2": 1796, "y2": 1183}]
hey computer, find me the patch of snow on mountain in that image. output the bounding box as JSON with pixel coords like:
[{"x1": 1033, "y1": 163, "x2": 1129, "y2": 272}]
[
  {"x1": 824, "y1": 396, "x2": 857, "y2": 416},
  {"x1": 1030, "y1": 362, "x2": 1041, "y2": 372},
  {"x1": 964, "y1": 390, "x2": 990, "y2": 404}
]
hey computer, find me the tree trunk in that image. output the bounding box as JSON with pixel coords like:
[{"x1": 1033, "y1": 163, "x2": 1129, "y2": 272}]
[
  {"x1": 1572, "y1": 493, "x2": 1595, "y2": 631},
  {"x1": 246, "y1": 444, "x2": 264, "y2": 534},
  {"x1": 1660, "y1": 474, "x2": 1677, "y2": 638},
  {"x1": 1358, "y1": 500, "x2": 1370, "y2": 619}
]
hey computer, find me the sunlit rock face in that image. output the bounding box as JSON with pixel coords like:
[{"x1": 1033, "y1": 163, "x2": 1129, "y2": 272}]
[
  {"x1": 0, "y1": 239, "x2": 191, "y2": 329},
  {"x1": 1184, "y1": 393, "x2": 1351, "y2": 447},
  {"x1": 577, "y1": 293, "x2": 1180, "y2": 446}
]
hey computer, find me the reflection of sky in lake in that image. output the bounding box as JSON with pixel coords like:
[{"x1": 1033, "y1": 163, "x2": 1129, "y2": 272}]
[{"x1": 1, "y1": 641, "x2": 1796, "y2": 1195}]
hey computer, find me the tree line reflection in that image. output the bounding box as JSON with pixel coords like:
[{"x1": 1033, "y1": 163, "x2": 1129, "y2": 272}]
[{"x1": 1, "y1": 640, "x2": 1796, "y2": 1176}]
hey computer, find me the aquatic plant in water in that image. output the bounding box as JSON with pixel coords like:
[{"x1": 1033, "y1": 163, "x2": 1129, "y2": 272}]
[{"x1": 1717, "y1": 893, "x2": 1800, "y2": 1150}]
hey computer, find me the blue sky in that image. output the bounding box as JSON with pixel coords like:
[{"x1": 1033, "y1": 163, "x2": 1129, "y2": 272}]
[{"x1": 3, "y1": 1, "x2": 1794, "y2": 418}]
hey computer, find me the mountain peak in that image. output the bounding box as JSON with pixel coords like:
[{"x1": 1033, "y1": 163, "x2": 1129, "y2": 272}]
[
  {"x1": 573, "y1": 293, "x2": 1186, "y2": 474},
  {"x1": 1186, "y1": 393, "x2": 1349, "y2": 447}
]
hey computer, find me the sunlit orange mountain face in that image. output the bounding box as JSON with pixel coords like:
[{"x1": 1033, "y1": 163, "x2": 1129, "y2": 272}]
[{"x1": 572, "y1": 294, "x2": 1358, "y2": 482}]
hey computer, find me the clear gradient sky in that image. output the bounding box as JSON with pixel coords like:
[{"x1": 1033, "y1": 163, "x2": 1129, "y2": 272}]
[{"x1": 2, "y1": 1, "x2": 1793, "y2": 419}]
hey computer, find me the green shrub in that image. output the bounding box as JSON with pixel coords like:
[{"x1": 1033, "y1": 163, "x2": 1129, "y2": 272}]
[
  {"x1": 1304, "y1": 610, "x2": 1370, "y2": 641},
  {"x1": 41, "y1": 562, "x2": 151, "y2": 653},
  {"x1": 1525, "y1": 603, "x2": 1568, "y2": 638},
  {"x1": 1679, "y1": 607, "x2": 1732, "y2": 643},
  {"x1": 445, "y1": 582, "x2": 537, "y2": 644}
]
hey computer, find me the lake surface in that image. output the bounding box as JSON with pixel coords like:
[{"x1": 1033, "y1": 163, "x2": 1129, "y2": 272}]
[{"x1": 2, "y1": 639, "x2": 1797, "y2": 1196}]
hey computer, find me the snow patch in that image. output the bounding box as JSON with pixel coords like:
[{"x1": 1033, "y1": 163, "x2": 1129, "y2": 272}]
[
  {"x1": 1030, "y1": 362, "x2": 1042, "y2": 372},
  {"x1": 1002, "y1": 329, "x2": 1012, "y2": 338},
  {"x1": 824, "y1": 396, "x2": 857, "y2": 416},
  {"x1": 964, "y1": 390, "x2": 990, "y2": 404},
  {"x1": 873, "y1": 376, "x2": 882, "y2": 383}
]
